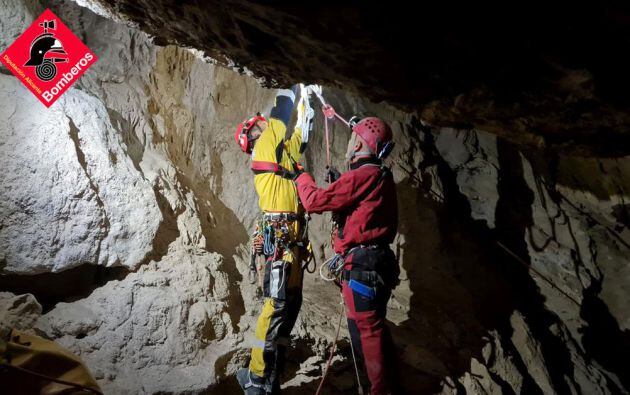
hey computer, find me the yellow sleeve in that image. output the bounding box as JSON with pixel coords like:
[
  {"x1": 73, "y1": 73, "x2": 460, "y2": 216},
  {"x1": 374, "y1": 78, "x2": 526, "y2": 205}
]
[{"x1": 251, "y1": 86, "x2": 297, "y2": 164}]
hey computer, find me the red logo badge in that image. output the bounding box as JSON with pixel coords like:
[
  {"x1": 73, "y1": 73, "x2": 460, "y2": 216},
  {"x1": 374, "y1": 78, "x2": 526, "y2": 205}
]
[{"x1": 0, "y1": 9, "x2": 98, "y2": 108}]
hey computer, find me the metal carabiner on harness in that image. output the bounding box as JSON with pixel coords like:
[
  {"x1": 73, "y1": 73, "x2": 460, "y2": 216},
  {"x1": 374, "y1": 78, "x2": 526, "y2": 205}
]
[
  {"x1": 263, "y1": 225, "x2": 275, "y2": 256},
  {"x1": 319, "y1": 253, "x2": 345, "y2": 282}
]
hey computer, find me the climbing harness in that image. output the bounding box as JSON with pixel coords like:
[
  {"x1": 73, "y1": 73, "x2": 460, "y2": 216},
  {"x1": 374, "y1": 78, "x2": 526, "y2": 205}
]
[
  {"x1": 249, "y1": 211, "x2": 314, "y2": 288},
  {"x1": 251, "y1": 161, "x2": 298, "y2": 180}
]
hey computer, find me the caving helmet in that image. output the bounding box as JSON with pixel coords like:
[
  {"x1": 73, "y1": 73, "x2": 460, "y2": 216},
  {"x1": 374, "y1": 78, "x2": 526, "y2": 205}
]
[
  {"x1": 350, "y1": 117, "x2": 395, "y2": 159},
  {"x1": 235, "y1": 113, "x2": 267, "y2": 154}
]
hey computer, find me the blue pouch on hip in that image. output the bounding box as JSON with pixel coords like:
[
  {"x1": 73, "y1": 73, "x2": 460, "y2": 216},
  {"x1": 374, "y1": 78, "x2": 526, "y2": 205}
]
[{"x1": 348, "y1": 279, "x2": 376, "y2": 299}]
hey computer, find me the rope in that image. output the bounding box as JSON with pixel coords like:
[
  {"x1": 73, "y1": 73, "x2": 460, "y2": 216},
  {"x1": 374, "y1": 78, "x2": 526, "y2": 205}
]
[
  {"x1": 0, "y1": 362, "x2": 103, "y2": 394},
  {"x1": 304, "y1": 250, "x2": 317, "y2": 274},
  {"x1": 538, "y1": 178, "x2": 630, "y2": 251},
  {"x1": 310, "y1": 85, "x2": 351, "y2": 171},
  {"x1": 344, "y1": 301, "x2": 364, "y2": 395},
  {"x1": 496, "y1": 241, "x2": 581, "y2": 306},
  {"x1": 323, "y1": 106, "x2": 332, "y2": 168},
  {"x1": 315, "y1": 298, "x2": 345, "y2": 395},
  {"x1": 424, "y1": 187, "x2": 582, "y2": 306},
  {"x1": 319, "y1": 255, "x2": 339, "y2": 282}
]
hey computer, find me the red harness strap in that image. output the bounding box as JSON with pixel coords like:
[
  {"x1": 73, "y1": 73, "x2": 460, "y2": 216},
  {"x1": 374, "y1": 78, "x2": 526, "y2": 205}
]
[{"x1": 251, "y1": 161, "x2": 296, "y2": 180}]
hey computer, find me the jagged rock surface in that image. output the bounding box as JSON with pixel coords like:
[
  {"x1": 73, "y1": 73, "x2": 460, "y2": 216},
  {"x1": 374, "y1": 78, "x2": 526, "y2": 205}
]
[
  {"x1": 0, "y1": 76, "x2": 162, "y2": 274},
  {"x1": 0, "y1": 1, "x2": 629, "y2": 394},
  {"x1": 0, "y1": 292, "x2": 42, "y2": 330},
  {"x1": 74, "y1": 0, "x2": 630, "y2": 156},
  {"x1": 35, "y1": 247, "x2": 239, "y2": 394}
]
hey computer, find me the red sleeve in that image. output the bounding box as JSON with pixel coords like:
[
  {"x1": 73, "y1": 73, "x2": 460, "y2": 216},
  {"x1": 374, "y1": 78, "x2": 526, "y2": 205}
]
[{"x1": 295, "y1": 170, "x2": 372, "y2": 214}]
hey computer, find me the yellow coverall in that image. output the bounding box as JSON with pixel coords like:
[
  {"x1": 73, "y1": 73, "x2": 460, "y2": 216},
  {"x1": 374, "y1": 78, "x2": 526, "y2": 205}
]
[{"x1": 248, "y1": 85, "x2": 308, "y2": 392}]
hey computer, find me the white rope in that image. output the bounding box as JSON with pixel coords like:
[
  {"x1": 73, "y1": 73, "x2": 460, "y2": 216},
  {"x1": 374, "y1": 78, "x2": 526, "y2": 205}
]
[
  {"x1": 298, "y1": 83, "x2": 315, "y2": 143},
  {"x1": 307, "y1": 84, "x2": 326, "y2": 106},
  {"x1": 319, "y1": 255, "x2": 338, "y2": 282}
]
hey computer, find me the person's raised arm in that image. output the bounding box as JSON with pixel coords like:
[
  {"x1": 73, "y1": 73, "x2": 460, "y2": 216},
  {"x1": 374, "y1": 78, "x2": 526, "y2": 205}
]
[
  {"x1": 254, "y1": 85, "x2": 298, "y2": 163},
  {"x1": 269, "y1": 85, "x2": 298, "y2": 127}
]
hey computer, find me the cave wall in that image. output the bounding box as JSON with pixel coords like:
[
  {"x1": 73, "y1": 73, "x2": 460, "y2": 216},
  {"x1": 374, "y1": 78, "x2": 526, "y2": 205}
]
[{"x1": 1, "y1": 0, "x2": 629, "y2": 394}]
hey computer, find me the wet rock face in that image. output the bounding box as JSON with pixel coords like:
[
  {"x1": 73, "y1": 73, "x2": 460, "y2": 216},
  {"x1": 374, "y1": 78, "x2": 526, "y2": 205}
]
[
  {"x1": 1, "y1": 0, "x2": 630, "y2": 394},
  {"x1": 76, "y1": 0, "x2": 630, "y2": 156}
]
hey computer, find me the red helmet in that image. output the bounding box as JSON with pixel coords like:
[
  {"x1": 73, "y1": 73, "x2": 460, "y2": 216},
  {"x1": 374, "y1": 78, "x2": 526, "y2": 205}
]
[
  {"x1": 352, "y1": 117, "x2": 394, "y2": 159},
  {"x1": 235, "y1": 113, "x2": 267, "y2": 154}
]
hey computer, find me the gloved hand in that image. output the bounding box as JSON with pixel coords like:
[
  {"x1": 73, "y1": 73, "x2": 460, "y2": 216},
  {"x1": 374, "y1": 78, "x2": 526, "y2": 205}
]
[
  {"x1": 326, "y1": 166, "x2": 341, "y2": 183},
  {"x1": 292, "y1": 162, "x2": 305, "y2": 181}
]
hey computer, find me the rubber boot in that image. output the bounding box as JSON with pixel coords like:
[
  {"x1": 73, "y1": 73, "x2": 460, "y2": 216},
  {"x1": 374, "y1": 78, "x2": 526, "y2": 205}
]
[{"x1": 237, "y1": 368, "x2": 268, "y2": 395}]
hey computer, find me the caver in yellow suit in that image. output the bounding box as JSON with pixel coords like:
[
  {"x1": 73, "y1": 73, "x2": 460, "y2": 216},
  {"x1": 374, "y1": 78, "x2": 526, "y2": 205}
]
[{"x1": 235, "y1": 85, "x2": 314, "y2": 395}]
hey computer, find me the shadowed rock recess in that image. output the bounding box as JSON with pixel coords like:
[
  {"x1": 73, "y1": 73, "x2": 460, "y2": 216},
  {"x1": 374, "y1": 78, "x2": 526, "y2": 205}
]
[{"x1": 1, "y1": 0, "x2": 629, "y2": 394}]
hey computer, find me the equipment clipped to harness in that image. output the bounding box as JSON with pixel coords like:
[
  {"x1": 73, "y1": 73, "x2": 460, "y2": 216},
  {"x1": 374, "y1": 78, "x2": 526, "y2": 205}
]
[
  {"x1": 319, "y1": 253, "x2": 345, "y2": 282},
  {"x1": 263, "y1": 225, "x2": 276, "y2": 256}
]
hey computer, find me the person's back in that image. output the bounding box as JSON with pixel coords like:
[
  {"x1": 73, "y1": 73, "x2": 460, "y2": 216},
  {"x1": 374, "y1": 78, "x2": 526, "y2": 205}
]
[{"x1": 300, "y1": 156, "x2": 397, "y2": 254}]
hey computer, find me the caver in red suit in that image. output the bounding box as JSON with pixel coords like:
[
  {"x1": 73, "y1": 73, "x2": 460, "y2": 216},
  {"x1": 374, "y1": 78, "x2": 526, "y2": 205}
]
[{"x1": 295, "y1": 117, "x2": 400, "y2": 395}]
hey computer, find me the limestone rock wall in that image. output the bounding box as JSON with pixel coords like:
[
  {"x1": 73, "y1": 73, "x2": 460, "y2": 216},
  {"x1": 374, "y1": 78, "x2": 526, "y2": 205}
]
[{"x1": 0, "y1": 1, "x2": 629, "y2": 394}]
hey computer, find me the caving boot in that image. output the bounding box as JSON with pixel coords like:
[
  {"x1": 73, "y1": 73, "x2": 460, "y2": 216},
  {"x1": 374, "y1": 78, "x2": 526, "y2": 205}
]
[{"x1": 237, "y1": 368, "x2": 268, "y2": 395}]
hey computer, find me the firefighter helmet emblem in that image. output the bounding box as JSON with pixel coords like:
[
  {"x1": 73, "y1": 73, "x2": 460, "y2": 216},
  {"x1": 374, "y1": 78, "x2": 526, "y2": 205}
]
[{"x1": 24, "y1": 19, "x2": 69, "y2": 82}]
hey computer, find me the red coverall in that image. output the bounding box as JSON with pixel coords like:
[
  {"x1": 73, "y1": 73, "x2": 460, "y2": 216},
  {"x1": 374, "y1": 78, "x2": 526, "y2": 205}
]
[{"x1": 295, "y1": 157, "x2": 399, "y2": 395}]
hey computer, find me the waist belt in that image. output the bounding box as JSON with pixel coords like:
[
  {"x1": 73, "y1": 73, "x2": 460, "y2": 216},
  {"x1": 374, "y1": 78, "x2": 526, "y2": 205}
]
[
  {"x1": 251, "y1": 161, "x2": 296, "y2": 180},
  {"x1": 263, "y1": 212, "x2": 301, "y2": 222},
  {"x1": 344, "y1": 243, "x2": 388, "y2": 257},
  {"x1": 342, "y1": 269, "x2": 385, "y2": 288},
  {"x1": 342, "y1": 244, "x2": 398, "y2": 290}
]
